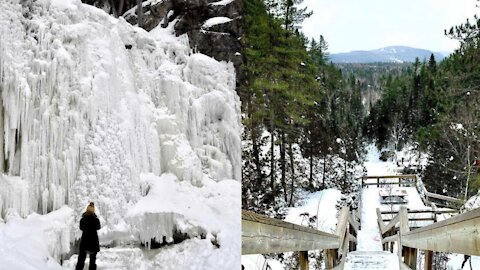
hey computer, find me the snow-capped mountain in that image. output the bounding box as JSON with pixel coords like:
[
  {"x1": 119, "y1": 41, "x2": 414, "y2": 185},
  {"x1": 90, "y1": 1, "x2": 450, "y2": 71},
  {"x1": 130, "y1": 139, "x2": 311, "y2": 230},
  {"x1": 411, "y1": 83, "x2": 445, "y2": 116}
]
[
  {"x1": 330, "y1": 46, "x2": 446, "y2": 63},
  {"x1": 0, "y1": 0, "x2": 241, "y2": 268}
]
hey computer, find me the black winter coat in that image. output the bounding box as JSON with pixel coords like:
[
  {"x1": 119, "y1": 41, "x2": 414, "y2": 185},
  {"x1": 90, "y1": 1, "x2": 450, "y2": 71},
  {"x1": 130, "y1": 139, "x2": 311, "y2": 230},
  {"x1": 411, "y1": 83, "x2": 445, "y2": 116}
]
[{"x1": 79, "y1": 213, "x2": 101, "y2": 252}]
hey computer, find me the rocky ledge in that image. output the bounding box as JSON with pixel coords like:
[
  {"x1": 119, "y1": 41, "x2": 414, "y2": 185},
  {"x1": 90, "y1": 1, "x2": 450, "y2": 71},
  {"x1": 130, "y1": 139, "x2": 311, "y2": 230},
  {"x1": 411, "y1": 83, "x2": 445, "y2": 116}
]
[{"x1": 82, "y1": 0, "x2": 244, "y2": 83}]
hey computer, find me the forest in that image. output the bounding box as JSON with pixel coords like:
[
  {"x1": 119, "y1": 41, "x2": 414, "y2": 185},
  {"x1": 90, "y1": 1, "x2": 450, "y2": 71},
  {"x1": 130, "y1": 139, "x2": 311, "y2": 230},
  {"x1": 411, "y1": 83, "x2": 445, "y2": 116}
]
[
  {"x1": 241, "y1": 0, "x2": 480, "y2": 217},
  {"x1": 241, "y1": 0, "x2": 365, "y2": 215}
]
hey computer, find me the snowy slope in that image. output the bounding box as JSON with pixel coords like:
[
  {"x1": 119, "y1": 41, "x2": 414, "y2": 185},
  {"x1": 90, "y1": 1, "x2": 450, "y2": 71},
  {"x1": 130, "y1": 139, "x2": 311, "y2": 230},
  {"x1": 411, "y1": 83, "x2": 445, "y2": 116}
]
[
  {"x1": 285, "y1": 189, "x2": 341, "y2": 233},
  {"x1": 0, "y1": 0, "x2": 241, "y2": 268}
]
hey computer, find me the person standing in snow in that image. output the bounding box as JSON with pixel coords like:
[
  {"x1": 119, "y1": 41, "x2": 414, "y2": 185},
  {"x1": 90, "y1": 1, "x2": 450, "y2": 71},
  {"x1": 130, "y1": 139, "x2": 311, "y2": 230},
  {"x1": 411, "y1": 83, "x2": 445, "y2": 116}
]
[{"x1": 76, "y1": 202, "x2": 101, "y2": 270}]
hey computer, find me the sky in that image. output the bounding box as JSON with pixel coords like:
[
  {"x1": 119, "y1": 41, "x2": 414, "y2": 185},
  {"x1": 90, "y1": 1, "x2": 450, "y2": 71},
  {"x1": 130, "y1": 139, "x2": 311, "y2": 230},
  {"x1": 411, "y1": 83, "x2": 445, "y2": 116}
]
[{"x1": 301, "y1": 0, "x2": 478, "y2": 53}]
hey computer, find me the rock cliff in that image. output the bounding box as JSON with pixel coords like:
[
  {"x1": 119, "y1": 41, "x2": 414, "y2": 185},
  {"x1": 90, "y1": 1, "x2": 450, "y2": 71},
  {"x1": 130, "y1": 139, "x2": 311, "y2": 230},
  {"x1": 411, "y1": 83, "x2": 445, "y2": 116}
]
[{"x1": 82, "y1": 0, "x2": 244, "y2": 82}]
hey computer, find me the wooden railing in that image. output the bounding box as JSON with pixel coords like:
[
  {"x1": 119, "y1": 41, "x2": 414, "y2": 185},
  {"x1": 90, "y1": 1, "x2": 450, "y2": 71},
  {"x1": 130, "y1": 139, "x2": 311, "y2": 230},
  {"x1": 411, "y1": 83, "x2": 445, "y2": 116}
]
[
  {"x1": 242, "y1": 207, "x2": 359, "y2": 270},
  {"x1": 379, "y1": 209, "x2": 459, "y2": 224},
  {"x1": 361, "y1": 175, "x2": 417, "y2": 187},
  {"x1": 362, "y1": 174, "x2": 464, "y2": 209},
  {"x1": 377, "y1": 206, "x2": 480, "y2": 270}
]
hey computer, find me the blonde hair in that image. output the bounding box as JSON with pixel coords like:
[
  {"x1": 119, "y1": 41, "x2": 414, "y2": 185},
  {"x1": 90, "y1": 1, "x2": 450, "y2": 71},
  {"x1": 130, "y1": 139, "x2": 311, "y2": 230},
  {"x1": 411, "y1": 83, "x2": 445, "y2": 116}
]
[{"x1": 86, "y1": 202, "x2": 95, "y2": 214}]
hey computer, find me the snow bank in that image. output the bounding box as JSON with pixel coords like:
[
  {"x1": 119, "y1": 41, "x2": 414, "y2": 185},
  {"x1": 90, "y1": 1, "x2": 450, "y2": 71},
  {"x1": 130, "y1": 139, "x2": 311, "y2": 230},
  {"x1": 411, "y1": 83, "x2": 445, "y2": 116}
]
[
  {"x1": 0, "y1": 206, "x2": 73, "y2": 270},
  {"x1": 0, "y1": 0, "x2": 241, "y2": 268}
]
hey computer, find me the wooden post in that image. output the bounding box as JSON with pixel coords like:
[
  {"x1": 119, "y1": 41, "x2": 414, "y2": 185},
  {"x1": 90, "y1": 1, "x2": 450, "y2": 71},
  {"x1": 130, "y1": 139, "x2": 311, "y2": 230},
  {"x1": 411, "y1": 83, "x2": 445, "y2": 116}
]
[
  {"x1": 403, "y1": 246, "x2": 409, "y2": 266},
  {"x1": 299, "y1": 251, "x2": 309, "y2": 270},
  {"x1": 399, "y1": 207, "x2": 409, "y2": 266},
  {"x1": 349, "y1": 223, "x2": 356, "y2": 252},
  {"x1": 383, "y1": 230, "x2": 389, "y2": 251},
  {"x1": 399, "y1": 177, "x2": 402, "y2": 187},
  {"x1": 390, "y1": 233, "x2": 394, "y2": 253},
  {"x1": 424, "y1": 250, "x2": 433, "y2": 270},
  {"x1": 325, "y1": 249, "x2": 337, "y2": 269},
  {"x1": 377, "y1": 177, "x2": 380, "y2": 187},
  {"x1": 403, "y1": 247, "x2": 417, "y2": 269},
  {"x1": 411, "y1": 248, "x2": 417, "y2": 269}
]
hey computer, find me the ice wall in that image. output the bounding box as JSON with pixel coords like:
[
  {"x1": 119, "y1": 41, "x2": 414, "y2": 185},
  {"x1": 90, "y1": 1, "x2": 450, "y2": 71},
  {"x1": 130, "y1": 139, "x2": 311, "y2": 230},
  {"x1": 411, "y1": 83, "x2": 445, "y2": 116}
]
[{"x1": 0, "y1": 0, "x2": 241, "y2": 266}]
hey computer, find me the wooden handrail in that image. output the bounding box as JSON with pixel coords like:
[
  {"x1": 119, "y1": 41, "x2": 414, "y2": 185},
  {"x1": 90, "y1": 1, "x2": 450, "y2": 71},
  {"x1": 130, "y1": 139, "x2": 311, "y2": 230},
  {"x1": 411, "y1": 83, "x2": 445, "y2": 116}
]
[
  {"x1": 348, "y1": 214, "x2": 359, "y2": 233},
  {"x1": 382, "y1": 233, "x2": 399, "y2": 244},
  {"x1": 376, "y1": 208, "x2": 385, "y2": 232},
  {"x1": 362, "y1": 174, "x2": 417, "y2": 188},
  {"x1": 382, "y1": 212, "x2": 400, "y2": 235},
  {"x1": 424, "y1": 191, "x2": 463, "y2": 204},
  {"x1": 402, "y1": 207, "x2": 480, "y2": 255},
  {"x1": 242, "y1": 210, "x2": 340, "y2": 254},
  {"x1": 242, "y1": 207, "x2": 358, "y2": 270},
  {"x1": 383, "y1": 217, "x2": 435, "y2": 222},
  {"x1": 380, "y1": 209, "x2": 458, "y2": 215},
  {"x1": 377, "y1": 206, "x2": 480, "y2": 269},
  {"x1": 362, "y1": 175, "x2": 417, "y2": 179}
]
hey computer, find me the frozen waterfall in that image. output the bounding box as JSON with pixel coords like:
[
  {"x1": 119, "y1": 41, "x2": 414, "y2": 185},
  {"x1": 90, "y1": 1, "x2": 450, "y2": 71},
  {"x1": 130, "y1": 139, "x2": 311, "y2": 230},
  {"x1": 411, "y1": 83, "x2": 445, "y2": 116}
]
[{"x1": 0, "y1": 0, "x2": 241, "y2": 268}]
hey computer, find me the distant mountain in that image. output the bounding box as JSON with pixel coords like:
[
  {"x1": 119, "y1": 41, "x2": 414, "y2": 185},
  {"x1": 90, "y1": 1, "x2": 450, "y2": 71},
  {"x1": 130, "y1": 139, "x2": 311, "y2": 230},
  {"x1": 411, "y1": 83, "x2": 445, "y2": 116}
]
[{"x1": 330, "y1": 46, "x2": 446, "y2": 63}]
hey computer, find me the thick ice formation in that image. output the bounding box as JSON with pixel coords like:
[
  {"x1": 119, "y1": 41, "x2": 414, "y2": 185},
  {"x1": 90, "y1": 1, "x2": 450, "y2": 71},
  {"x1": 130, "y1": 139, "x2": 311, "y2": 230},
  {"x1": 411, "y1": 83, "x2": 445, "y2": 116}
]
[{"x1": 0, "y1": 0, "x2": 241, "y2": 268}]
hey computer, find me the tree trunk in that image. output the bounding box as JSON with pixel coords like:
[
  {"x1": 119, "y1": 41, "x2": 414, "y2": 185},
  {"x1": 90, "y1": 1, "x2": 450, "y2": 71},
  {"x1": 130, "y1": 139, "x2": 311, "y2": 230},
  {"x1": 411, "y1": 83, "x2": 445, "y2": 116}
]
[
  {"x1": 137, "y1": 0, "x2": 143, "y2": 27},
  {"x1": 280, "y1": 132, "x2": 288, "y2": 203},
  {"x1": 323, "y1": 155, "x2": 326, "y2": 188},
  {"x1": 270, "y1": 130, "x2": 275, "y2": 203},
  {"x1": 0, "y1": 97, "x2": 4, "y2": 173},
  {"x1": 110, "y1": 0, "x2": 118, "y2": 17},
  {"x1": 309, "y1": 132, "x2": 314, "y2": 187},
  {"x1": 118, "y1": 0, "x2": 125, "y2": 17},
  {"x1": 309, "y1": 148, "x2": 313, "y2": 187},
  {"x1": 248, "y1": 91, "x2": 263, "y2": 188},
  {"x1": 288, "y1": 142, "x2": 295, "y2": 206},
  {"x1": 343, "y1": 158, "x2": 347, "y2": 192}
]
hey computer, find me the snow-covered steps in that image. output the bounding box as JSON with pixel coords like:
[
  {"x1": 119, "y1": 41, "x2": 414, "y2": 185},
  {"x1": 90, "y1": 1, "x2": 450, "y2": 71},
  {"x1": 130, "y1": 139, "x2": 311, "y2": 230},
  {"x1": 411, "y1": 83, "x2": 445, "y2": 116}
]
[
  {"x1": 344, "y1": 251, "x2": 399, "y2": 270},
  {"x1": 356, "y1": 228, "x2": 383, "y2": 251}
]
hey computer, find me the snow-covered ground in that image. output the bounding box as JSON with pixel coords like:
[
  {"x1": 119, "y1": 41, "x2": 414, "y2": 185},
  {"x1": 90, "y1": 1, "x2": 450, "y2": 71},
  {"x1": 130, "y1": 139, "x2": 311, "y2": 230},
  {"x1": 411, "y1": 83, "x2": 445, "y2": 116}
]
[
  {"x1": 0, "y1": 0, "x2": 241, "y2": 268},
  {"x1": 363, "y1": 144, "x2": 397, "y2": 176},
  {"x1": 285, "y1": 189, "x2": 342, "y2": 233},
  {"x1": 242, "y1": 255, "x2": 284, "y2": 270}
]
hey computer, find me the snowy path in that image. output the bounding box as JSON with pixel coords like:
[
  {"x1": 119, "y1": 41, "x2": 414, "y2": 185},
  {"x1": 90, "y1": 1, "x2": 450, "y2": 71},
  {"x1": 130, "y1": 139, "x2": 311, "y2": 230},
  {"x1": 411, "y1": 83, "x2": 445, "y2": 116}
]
[
  {"x1": 344, "y1": 146, "x2": 401, "y2": 269},
  {"x1": 343, "y1": 187, "x2": 400, "y2": 270},
  {"x1": 357, "y1": 188, "x2": 383, "y2": 251}
]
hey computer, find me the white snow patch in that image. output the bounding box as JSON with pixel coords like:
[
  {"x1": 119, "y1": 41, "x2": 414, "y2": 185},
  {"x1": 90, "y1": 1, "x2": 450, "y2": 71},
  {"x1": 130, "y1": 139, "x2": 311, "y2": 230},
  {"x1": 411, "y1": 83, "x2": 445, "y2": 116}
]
[
  {"x1": 210, "y1": 0, "x2": 235, "y2": 6},
  {"x1": 447, "y1": 253, "x2": 480, "y2": 270},
  {"x1": 202, "y1": 17, "x2": 233, "y2": 29},
  {"x1": 285, "y1": 189, "x2": 341, "y2": 233}
]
